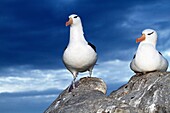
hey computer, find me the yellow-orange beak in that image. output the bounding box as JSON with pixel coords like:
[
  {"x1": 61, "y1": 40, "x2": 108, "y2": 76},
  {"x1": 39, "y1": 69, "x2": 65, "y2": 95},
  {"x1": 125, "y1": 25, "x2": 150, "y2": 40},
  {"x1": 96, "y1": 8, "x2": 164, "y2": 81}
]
[
  {"x1": 65, "y1": 18, "x2": 73, "y2": 26},
  {"x1": 136, "y1": 34, "x2": 145, "y2": 43}
]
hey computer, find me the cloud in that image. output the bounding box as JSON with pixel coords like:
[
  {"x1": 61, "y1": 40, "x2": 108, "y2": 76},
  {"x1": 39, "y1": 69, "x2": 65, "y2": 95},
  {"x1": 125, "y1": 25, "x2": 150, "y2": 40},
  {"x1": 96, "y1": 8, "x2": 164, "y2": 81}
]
[
  {"x1": 0, "y1": 59, "x2": 134, "y2": 94},
  {"x1": 0, "y1": 68, "x2": 71, "y2": 93},
  {"x1": 121, "y1": 1, "x2": 170, "y2": 31},
  {"x1": 1, "y1": 0, "x2": 169, "y2": 95},
  {"x1": 0, "y1": 59, "x2": 134, "y2": 112},
  {"x1": 119, "y1": 1, "x2": 170, "y2": 54},
  {"x1": 1, "y1": 50, "x2": 168, "y2": 94},
  {"x1": 94, "y1": 60, "x2": 133, "y2": 83}
]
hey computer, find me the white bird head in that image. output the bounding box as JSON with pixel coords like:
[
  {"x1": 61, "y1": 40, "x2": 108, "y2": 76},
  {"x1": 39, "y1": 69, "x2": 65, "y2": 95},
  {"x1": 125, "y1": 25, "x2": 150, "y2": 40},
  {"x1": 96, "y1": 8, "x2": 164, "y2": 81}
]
[
  {"x1": 65, "y1": 14, "x2": 82, "y2": 26},
  {"x1": 136, "y1": 29, "x2": 157, "y2": 46}
]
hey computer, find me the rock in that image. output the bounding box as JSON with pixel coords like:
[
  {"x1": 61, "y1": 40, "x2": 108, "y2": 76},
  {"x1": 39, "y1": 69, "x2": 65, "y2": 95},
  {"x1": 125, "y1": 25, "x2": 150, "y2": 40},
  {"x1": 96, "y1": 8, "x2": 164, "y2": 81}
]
[
  {"x1": 44, "y1": 72, "x2": 170, "y2": 113},
  {"x1": 44, "y1": 77, "x2": 107, "y2": 113},
  {"x1": 109, "y1": 72, "x2": 170, "y2": 113}
]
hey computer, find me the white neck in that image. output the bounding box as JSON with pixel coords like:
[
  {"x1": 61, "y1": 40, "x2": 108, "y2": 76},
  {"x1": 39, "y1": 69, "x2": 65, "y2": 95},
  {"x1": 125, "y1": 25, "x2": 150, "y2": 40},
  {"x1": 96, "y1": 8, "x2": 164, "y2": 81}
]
[
  {"x1": 69, "y1": 23, "x2": 87, "y2": 44},
  {"x1": 139, "y1": 41, "x2": 157, "y2": 48}
]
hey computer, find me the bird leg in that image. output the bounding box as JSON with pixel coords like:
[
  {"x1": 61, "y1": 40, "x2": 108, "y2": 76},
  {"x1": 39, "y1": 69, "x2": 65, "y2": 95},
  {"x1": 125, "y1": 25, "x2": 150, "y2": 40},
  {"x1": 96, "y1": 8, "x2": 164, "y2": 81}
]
[
  {"x1": 89, "y1": 71, "x2": 92, "y2": 77},
  {"x1": 68, "y1": 72, "x2": 77, "y2": 92},
  {"x1": 68, "y1": 77, "x2": 76, "y2": 92},
  {"x1": 88, "y1": 67, "x2": 93, "y2": 77},
  {"x1": 72, "y1": 76, "x2": 76, "y2": 89}
]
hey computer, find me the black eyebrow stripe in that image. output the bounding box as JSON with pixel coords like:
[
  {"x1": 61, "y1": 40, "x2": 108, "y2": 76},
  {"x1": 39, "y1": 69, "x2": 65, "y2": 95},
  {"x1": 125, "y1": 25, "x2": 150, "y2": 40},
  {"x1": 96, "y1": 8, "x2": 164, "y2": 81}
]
[
  {"x1": 74, "y1": 16, "x2": 78, "y2": 18},
  {"x1": 148, "y1": 32, "x2": 154, "y2": 35}
]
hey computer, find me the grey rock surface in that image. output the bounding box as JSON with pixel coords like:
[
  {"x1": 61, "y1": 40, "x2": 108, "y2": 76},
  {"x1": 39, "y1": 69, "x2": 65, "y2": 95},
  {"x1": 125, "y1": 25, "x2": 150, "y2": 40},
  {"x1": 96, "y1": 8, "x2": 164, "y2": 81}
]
[{"x1": 44, "y1": 72, "x2": 170, "y2": 113}]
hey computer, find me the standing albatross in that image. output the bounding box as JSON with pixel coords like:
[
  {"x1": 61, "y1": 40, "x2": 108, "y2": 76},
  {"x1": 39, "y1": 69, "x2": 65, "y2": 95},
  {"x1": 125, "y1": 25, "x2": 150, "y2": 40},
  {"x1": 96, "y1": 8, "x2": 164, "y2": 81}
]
[
  {"x1": 63, "y1": 14, "x2": 97, "y2": 88},
  {"x1": 130, "y1": 29, "x2": 168, "y2": 73}
]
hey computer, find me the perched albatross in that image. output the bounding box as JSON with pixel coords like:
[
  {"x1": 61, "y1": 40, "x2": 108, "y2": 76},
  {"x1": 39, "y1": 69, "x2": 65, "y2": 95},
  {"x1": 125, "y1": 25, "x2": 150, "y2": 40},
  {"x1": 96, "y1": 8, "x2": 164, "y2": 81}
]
[
  {"x1": 130, "y1": 29, "x2": 168, "y2": 73},
  {"x1": 63, "y1": 14, "x2": 97, "y2": 88}
]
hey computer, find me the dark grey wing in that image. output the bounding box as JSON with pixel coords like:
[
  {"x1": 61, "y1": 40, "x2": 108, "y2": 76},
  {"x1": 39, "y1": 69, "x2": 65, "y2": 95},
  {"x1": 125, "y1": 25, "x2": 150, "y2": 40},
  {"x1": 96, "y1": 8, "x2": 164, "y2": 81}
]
[
  {"x1": 64, "y1": 45, "x2": 68, "y2": 51},
  {"x1": 133, "y1": 54, "x2": 136, "y2": 59},
  {"x1": 88, "y1": 42, "x2": 96, "y2": 52},
  {"x1": 158, "y1": 51, "x2": 162, "y2": 56},
  {"x1": 64, "y1": 46, "x2": 67, "y2": 50}
]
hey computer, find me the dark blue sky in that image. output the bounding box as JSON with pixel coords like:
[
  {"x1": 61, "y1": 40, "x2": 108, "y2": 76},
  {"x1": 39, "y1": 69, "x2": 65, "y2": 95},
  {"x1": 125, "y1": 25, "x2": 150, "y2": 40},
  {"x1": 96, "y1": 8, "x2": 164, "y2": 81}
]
[
  {"x1": 0, "y1": 0, "x2": 160, "y2": 69},
  {"x1": 1, "y1": 0, "x2": 170, "y2": 113}
]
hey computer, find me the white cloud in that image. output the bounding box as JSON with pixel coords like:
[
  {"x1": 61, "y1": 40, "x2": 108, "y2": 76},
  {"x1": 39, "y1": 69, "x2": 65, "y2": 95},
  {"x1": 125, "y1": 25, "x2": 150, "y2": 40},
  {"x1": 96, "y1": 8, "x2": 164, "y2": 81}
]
[
  {"x1": 0, "y1": 60, "x2": 134, "y2": 93},
  {"x1": 94, "y1": 60, "x2": 133, "y2": 83},
  {"x1": 164, "y1": 50, "x2": 170, "y2": 57},
  {"x1": 121, "y1": 2, "x2": 170, "y2": 29},
  {"x1": 0, "y1": 69, "x2": 72, "y2": 93},
  {"x1": 120, "y1": 2, "x2": 170, "y2": 53}
]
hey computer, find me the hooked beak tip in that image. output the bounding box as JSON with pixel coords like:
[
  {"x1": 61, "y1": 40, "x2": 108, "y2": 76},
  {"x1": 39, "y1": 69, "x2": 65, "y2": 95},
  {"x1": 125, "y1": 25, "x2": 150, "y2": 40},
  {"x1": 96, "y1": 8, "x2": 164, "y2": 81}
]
[
  {"x1": 136, "y1": 34, "x2": 145, "y2": 43},
  {"x1": 65, "y1": 18, "x2": 73, "y2": 27}
]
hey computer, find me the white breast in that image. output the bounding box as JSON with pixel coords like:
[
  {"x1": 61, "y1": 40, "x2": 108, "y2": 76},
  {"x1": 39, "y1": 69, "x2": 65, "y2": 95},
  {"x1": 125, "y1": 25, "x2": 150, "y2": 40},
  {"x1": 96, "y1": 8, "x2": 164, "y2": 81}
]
[
  {"x1": 63, "y1": 42, "x2": 97, "y2": 71},
  {"x1": 135, "y1": 43, "x2": 161, "y2": 72}
]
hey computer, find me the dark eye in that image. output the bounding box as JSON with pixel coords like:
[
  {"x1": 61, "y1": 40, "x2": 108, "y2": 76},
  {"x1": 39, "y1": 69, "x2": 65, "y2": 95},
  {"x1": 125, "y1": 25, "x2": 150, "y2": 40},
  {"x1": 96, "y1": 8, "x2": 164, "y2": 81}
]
[
  {"x1": 74, "y1": 16, "x2": 78, "y2": 18},
  {"x1": 148, "y1": 32, "x2": 154, "y2": 35}
]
